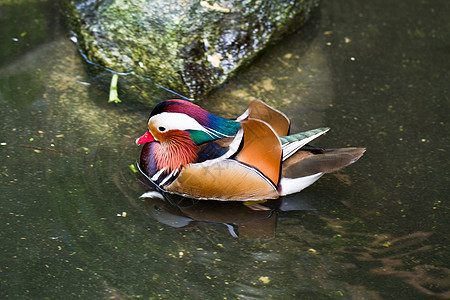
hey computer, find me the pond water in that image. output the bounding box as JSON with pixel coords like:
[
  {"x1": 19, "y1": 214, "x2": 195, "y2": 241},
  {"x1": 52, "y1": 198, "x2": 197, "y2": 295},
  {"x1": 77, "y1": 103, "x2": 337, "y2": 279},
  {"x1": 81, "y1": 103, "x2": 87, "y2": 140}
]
[{"x1": 1, "y1": 0, "x2": 448, "y2": 299}]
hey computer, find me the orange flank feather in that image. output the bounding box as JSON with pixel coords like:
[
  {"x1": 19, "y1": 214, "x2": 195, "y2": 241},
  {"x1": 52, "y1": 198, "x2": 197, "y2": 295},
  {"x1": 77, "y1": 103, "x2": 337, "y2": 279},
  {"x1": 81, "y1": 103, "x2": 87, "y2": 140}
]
[
  {"x1": 235, "y1": 119, "x2": 282, "y2": 186},
  {"x1": 153, "y1": 130, "x2": 198, "y2": 172},
  {"x1": 165, "y1": 160, "x2": 279, "y2": 201},
  {"x1": 246, "y1": 100, "x2": 290, "y2": 137}
]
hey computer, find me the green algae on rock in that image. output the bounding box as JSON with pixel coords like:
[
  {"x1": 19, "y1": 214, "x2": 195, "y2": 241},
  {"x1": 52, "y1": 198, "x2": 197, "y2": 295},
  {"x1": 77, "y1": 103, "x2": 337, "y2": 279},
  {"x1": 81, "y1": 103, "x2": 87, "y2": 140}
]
[{"x1": 63, "y1": 0, "x2": 320, "y2": 105}]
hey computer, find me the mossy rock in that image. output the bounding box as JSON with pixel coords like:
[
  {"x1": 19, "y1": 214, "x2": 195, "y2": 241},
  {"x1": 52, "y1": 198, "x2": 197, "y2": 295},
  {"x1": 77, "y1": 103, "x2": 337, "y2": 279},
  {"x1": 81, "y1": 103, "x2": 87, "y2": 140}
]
[{"x1": 63, "y1": 0, "x2": 320, "y2": 106}]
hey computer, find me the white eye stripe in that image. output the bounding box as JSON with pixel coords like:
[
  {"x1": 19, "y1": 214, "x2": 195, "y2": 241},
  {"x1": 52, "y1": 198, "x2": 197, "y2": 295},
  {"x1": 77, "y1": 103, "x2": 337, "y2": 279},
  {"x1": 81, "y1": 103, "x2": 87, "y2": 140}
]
[{"x1": 150, "y1": 112, "x2": 208, "y2": 133}]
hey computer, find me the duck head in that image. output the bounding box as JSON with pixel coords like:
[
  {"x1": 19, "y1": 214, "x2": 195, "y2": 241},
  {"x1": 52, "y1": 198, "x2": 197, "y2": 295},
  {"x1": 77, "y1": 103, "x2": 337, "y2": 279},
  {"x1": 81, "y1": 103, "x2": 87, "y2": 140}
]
[{"x1": 136, "y1": 99, "x2": 241, "y2": 171}]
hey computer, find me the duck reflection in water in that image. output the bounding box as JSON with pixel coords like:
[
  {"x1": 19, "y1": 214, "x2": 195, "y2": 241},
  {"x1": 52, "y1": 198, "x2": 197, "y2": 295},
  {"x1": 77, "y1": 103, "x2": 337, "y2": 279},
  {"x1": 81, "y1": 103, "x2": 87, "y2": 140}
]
[{"x1": 139, "y1": 183, "x2": 315, "y2": 239}]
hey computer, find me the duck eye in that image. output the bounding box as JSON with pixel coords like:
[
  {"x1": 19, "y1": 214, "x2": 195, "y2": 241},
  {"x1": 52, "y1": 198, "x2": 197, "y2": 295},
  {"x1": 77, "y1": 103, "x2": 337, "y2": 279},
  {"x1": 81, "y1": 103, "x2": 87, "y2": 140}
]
[{"x1": 158, "y1": 126, "x2": 166, "y2": 132}]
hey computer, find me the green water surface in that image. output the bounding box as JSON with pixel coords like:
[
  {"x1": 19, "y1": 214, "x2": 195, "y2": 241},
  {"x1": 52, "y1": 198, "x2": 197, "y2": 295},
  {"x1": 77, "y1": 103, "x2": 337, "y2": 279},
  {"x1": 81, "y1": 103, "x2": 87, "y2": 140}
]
[{"x1": 0, "y1": 0, "x2": 448, "y2": 299}]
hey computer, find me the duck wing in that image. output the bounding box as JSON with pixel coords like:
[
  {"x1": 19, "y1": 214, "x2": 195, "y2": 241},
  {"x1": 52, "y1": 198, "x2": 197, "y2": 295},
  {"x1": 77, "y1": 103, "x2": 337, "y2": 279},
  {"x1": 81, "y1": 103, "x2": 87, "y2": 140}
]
[
  {"x1": 196, "y1": 137, "x2": 235, "y2": 163},
  {"x1": 282, "y1": 147, "x2": 366, "y2": 178},
  {"x1": 280, "y1": 128, "x2": 330, "y2": 161},
  {"x1": 236, "y1": 99, "x2": 290, "y2": 137},
  {"x1": 234, "y1": 118, "x2": 283, "y2": 186}
]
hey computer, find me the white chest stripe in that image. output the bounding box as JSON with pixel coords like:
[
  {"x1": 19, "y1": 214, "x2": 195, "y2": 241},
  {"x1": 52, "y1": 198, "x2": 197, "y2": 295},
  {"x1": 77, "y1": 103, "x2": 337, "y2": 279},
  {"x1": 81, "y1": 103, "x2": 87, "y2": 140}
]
[
  {"x1": 159, "y1": 169, "x2": 178, "y2": 186},
  {"x1": 151, "y1": 168, "x2": 166, "y2": 181}
]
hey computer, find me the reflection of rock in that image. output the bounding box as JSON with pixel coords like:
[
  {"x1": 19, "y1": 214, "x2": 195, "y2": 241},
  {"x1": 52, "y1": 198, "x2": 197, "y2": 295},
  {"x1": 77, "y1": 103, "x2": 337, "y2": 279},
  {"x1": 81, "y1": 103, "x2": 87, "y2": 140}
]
[
  {"x1": 140, "y1": 189, "x2": 317, "y2": 239},
  {"x1": 63, "y1": 0, "x2": 320, "y2": 105},
  {"x1": 0, "y1": 36, "x2": 143, "y2": 207},
  {"x1": 0, "y1": 37, "x2": 142, "y2": 142},
  {"x1": 0, "y1": 40, "x2": 59, "y2": 109}
]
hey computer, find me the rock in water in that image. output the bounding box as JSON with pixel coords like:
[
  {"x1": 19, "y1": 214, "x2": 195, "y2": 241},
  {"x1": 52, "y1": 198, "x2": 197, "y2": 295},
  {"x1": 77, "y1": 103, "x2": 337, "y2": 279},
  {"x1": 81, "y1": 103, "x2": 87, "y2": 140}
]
[{"x1": 63, "y1": 0, "x2": 320, "y2": 105}]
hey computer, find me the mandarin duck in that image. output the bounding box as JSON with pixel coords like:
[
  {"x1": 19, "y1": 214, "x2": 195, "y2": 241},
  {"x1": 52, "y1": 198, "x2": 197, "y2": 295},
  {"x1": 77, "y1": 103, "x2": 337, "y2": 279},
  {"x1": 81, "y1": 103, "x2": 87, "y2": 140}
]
[{"x1": 136, "y1": 99, "x2": 365, "y2": 201}]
